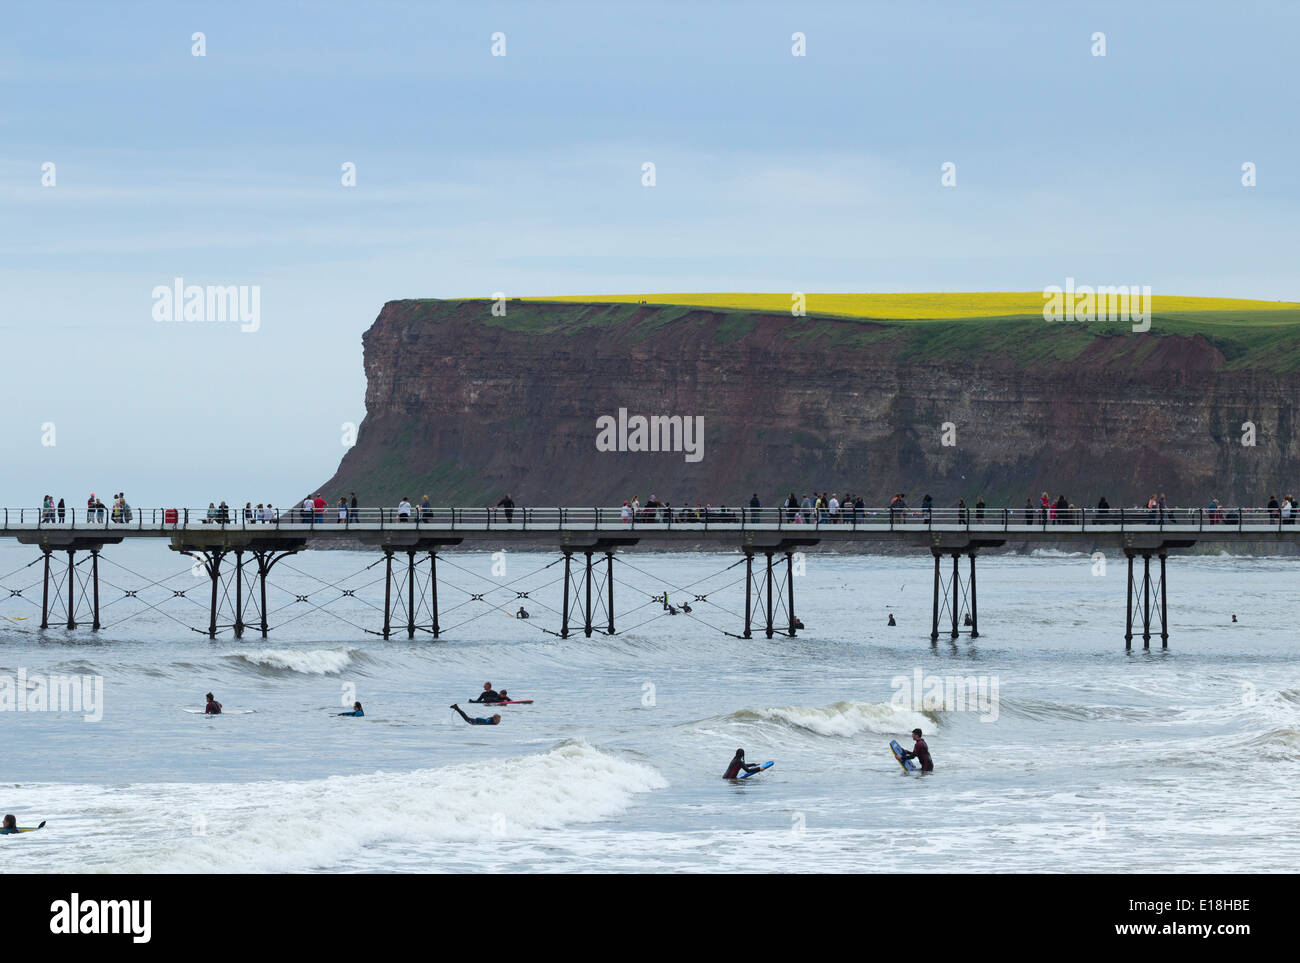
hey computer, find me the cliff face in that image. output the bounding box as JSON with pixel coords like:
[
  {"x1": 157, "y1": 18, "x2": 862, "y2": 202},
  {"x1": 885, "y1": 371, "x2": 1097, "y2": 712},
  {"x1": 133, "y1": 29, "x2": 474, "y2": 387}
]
[{"x1": 318, "y1": 299, "x2": 1300, "y2": 509}]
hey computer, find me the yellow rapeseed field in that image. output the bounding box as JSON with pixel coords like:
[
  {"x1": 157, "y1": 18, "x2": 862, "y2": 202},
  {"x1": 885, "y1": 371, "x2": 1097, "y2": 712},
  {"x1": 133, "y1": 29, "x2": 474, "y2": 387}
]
[{"x1": 526, "y1": 292, "x2": 1295, "y2": 319}]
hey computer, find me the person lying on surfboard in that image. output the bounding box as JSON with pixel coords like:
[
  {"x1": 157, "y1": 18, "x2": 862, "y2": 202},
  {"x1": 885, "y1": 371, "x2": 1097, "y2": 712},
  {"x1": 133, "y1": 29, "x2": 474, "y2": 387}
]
[
  {"x1": 204, "y1": 692, "x2": 222, "y2": 715},
  {"x1": 338, "y1": 701, "x2": 364, "y2": 717},
  {"x1": 723, "y1": 748, "x2": 763, "y2": 779},
  {"x1": 1, "y1": 815, "x2": 20, "y2": 835},
  {"x1": 451, "y1": 704, "x2": 501, "y2": 726},
  {"x1": 471, "y1": 683, "x2": 503, "y2": 703},
  {"x1": 897, "y1": 728, "x2": 933, "y2": 772}
]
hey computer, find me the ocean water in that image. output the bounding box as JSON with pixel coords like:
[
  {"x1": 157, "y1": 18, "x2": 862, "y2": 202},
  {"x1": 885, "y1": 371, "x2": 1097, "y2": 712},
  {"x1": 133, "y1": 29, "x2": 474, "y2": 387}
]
[{"x1": 1, "y1": 541, "x2": 1297, "y2": 873}]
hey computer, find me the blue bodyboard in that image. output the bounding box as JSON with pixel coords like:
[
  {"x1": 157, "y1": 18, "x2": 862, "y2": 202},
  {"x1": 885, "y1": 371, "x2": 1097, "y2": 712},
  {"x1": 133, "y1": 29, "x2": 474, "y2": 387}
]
[
  {"x1": 738, "y1": 761, "x2": 774, "y2": 779},
  {"x1": 890, "y1": 740, "x2": 918, "y2": 772}
]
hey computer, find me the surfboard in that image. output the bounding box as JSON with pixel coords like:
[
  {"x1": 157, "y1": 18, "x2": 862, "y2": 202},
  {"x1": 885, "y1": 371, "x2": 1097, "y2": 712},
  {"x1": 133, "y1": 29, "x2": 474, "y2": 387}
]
[
  {"x1": 5, "y1": 821, "x2": 46, "y2": 834},
  {"x1": 738, "y1": 761, "x2": 774, "y2": 779},
  {"x1": 180, "y1": 707, "x2": 255, "y2": 714},
  {"x1": 492, "y1": 699, "x2": 533, "y2": 705},
  {"x1": 890, "y1": 740, "x2": 917, "y2": 772}
]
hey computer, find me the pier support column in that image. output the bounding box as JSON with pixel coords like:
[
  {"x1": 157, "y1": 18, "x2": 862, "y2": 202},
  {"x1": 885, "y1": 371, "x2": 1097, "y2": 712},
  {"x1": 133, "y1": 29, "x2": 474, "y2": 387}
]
[
  {"x1": 560, "y1": 551, "x2": 572, "y2": 639},
  {"x1": 1142, "y1": 553, "x2": 1152, "y2": 649},
  {"x1": 91, "y1": 549, "x2": 101, "y2": 631},
  {"x1": 1125, "y1": 552, "x2": 1134, "y2": 650},
  {"x1": 785, "y1": 551, "x2": 797, "y2": 637},
  {"x1": 381, "y1": 549, "x2": 394, "y2": 641},
  {"x1": 204, "y1": 549, "x2": 227, "y2": 639},
  {"x1": 605, "y1": 550, "x2": 615, "y2": 635},
  {"x1": 406, "y1": 549, "x2": 417, "y2": 640},
  {"x1": 232, "y1": 549, "x2": 245, "y2": 639},
  {"x1": 1159, "y1": 552, "x2": 1169, "y2": 649},
  {"x1": 429, "y1": 551, "x2": 441, "y2": 639},
  {"x1": 65, "y1": 548, "x2": 77, "y2": 629},
  {"x1": 930, "y1": 551, "x2": 941, "y2": 642},
  {"x1": 950, "y1": 553, "x2": 960, "y2": 640},
  {"x1": 743, "y1": 552, "x2": 754, "y2": 639},
  {"x1": 968, "y1": 551, "x2": 979, "y2": 639},
  {"x1": 583, "y1": 550, "x2": 594, "y2": 638},
  {"x1": 764, "y1": 550, "x2": 775, "y2": 639},
  {"x1": 40, "y1": 549, "x2": 51, "y2": 629}
]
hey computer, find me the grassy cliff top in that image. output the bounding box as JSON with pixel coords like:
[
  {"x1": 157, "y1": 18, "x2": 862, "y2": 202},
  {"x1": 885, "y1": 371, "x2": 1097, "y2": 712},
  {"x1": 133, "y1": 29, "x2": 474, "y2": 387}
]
[{"x1": 398, "y1": 293, "x2": 1300, "y2": 370}]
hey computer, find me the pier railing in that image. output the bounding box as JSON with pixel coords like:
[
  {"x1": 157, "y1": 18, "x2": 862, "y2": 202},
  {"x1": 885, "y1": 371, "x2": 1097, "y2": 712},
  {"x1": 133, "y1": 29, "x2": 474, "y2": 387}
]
[{"x1": 2, "y1": 505, "x2": 1295, "y2": 534}]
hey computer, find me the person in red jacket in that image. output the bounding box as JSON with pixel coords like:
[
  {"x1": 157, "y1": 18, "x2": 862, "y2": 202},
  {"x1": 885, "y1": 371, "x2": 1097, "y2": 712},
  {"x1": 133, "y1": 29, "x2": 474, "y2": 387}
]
[{"x1": 898, "y1": 728, "x2": 933, "y2": 772}]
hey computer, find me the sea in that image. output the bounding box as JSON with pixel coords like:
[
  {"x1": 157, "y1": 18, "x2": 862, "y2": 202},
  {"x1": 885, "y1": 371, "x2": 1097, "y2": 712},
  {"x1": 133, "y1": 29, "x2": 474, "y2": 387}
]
[{"x1": 2, "y1": 541, "x2": 1297, "y2": 873}]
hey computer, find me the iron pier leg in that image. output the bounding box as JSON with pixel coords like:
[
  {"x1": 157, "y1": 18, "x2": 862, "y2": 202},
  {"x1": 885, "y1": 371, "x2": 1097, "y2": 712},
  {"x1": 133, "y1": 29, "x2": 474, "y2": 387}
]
[
  {"x1": 91, "y1": 549, "x2": 101, "y2": 631},
  {"x1": 561, "y1": 551, "x2": 571, "y2": 639},
  {"x1": 1125, "y1": 552, "x2": 1134, "y2": 650},
  {"x1": 66, "y1": 548, "x2": 77, "y2": 629},
  {"x1": 764, "y1": 550, "x2": 775, "y2": 639},
  {"x1": 583, "y1": 550, "x2": 594, "y2": 638},
  {"x1": 233, "y1": 550, "x2": 245, "y2": 639},
  {"x1": 407, "y1": 549, "x2": 416, "y2": 640},
  {"x1": 785, "y1": 551, "x2": 796, "y2": 637},
  {"x1": 382, "y1": 550, "x2": 393, "y2": 640},
  {"x1": 206, "y1": 550, "x2": 224, "y2": 639},
  {"x1": 1142, "y1": 553, "x2": 1152, "y2": 649},
  {"x1": 40, "y1": 550, "x2": 51, "y2": 629},
  {"x1": 950, "y1": 553, "x2": 959, "y2": 640},
  {"x1": 259, "y1": 554, "x2": 271, "y2": 638},
  {"x1": 429, "y1": 551, "x2": 440, "y2": 639},
  {"x1": 1159, "y1": 552, "x2": 1169, "y2": 649},
  {"x1": 605, "y1": 550, "x2": 615, "y2": 635},
  {"x1": 968, "y1": 551, "x2": 978, "y2": 639},
  {"x1": 743, "y1": 552, "x2": 753, "y2": 639},
  {"x1": 930, "y1": 552, "x2": 941, "y2": 642}
]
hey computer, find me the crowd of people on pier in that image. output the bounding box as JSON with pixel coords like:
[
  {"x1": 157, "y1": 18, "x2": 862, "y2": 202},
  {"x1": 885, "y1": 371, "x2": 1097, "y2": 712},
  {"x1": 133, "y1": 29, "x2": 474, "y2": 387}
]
[{"x1": 31, "y1": 489, "x2": 1300, "y2": 526}]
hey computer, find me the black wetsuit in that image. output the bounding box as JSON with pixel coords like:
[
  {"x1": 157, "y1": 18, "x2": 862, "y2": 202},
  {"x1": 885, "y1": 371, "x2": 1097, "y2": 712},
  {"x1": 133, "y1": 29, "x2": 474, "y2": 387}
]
[
  {"x1": 453, "y1": 705, "x2": 499, "y2": 726},
  {"x1": 723, "y1": 754, "x2": 761, "y2": 779},
  {"x1": 473, "y1": 690, "x2": 502, "y2": 704},
  {"x1": 204, "y1": 701, "x2": 222, "y2": 715}
]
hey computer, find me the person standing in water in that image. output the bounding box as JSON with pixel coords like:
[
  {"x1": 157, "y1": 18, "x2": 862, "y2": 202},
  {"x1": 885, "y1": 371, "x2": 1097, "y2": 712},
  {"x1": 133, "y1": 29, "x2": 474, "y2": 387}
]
[
  {"x1": 338, "y1": 702, "x2": 364, "y2": 717},
  {"x1": 204, "y1": 692, "x2": 222, "y2": 715},
  {"x1": 723, "y1": 748, "x2": 763, "y2": 779},
  {"x1": 450, "y1": 704, "x2": 500, "y2": 726},
  {"x1": 472, "y1": 683, "x2": 502, "y2": 703},
  {"x1": 897, "y1": 728, "x2": 933, "y2": 772}
]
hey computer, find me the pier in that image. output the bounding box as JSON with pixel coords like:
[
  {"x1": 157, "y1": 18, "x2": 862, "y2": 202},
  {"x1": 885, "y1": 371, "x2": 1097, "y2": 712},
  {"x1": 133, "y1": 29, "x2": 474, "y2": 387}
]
[{"x1": 3, "y1": 505, "x2": 1295, "y2": 649}]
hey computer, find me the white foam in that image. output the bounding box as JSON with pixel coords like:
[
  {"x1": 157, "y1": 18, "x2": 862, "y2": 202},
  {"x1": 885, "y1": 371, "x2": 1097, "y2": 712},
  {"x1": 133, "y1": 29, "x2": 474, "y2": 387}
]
[
  {"x1": 728, "y1": 700, "x2": 932, "y2": 737},
  {"x1": 7, "y1": 741, "x2": 667, "y2": 873},
  {"x1": 227, "y1": 647, "x2": 357, "y2": 675}
]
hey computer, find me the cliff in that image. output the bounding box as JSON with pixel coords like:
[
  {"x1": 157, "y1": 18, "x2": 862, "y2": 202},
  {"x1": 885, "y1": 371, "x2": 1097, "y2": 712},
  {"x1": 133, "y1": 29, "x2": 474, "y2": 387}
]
[{"x1": 317, "y1": 298, "x2": 1300, "y2": 510}]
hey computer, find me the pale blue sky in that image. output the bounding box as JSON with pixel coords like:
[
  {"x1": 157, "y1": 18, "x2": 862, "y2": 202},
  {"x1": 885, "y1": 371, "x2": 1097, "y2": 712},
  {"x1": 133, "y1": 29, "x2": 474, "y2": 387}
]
[{"x1": 1, "y1": 0, "x2": 1296, "y2": 506}]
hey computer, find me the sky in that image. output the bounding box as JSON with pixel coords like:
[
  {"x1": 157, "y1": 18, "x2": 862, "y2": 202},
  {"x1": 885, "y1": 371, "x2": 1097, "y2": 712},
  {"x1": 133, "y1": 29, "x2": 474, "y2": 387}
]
[{"x1": 1, "y1": 0, "x2": 1297, "y2": 508}]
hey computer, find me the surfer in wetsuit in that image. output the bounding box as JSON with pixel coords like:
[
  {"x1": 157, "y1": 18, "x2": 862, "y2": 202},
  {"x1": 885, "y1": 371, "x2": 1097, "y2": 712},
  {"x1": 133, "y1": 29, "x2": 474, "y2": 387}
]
[
  {"x1": 451, "y1": 704, "x2": 501, "y2": 726},
  {"x1": 338, "y1": 701, "x2": 364, "y2": 717},
  {"x1": 898, "y1": 728, "x2": 933, "y2": 772},
  {"x1": 204, "y1": 692, "x2": 222, "y2": 715},
  {"x1": 1, "y1": 815, "x2": 19, "y2": 835},
  {"x1": 888, "y1": 613, "x2": 896, "y2": 626},
  {"x1": 723, "y1": 748, "x2": 762, "y2": 779},
  {"x1": 472, "y1": 682, "x2": 502, "y2": 704},
  {"x1": 516, "y1": 607, "x2": 529, "y2": 619}
]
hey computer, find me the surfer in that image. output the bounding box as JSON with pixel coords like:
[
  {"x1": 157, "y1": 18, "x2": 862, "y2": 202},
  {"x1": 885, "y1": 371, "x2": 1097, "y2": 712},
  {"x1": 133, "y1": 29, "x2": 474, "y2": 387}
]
[
  {"x1": 897, "y1": 728, "x2": 934, "y2": 772},
  {"x1": 1, "y1": 815, "x2": 19, "y2": 835},
  {"x1": 516, "y1": 607, "x2": 529, "y2": 619},
  {"x1": 472, "y1": 683, "x2": 502, "y2": 703},
  {"x1": 722, "y1": 748, "x2": 763, "y2": 779},
  {"x1": 497, "y1": 689, "x2": 510, "y2": 702},
  {"x1": 338, "y1": 701, "x2": 364, "y2": 717},
  {"x1": 888, "y1": 613, "x2": 896, "y2": 626},
  {"x1": 1232, "y1": 614, "x2": 1238, "y2": 623},
  {"x1": 963, "y1": 612, "x2": 972, "y2": 626},
  {"x1": 204, "y1": 692, "x2": 222, "y2": 715},
  {"x1": 451, "y1": 704, "x2": 501, "y2": 726}
]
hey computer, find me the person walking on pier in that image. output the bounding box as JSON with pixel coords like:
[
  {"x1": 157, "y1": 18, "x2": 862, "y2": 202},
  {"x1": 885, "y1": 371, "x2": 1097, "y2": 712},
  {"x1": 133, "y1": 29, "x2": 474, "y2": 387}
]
[
  {"x1": 57, "y1": 497, "x2": 65, "y2": 523},
  {"x1": 397, "y1": 497, "x2": 412, "y2": 522},
  {"x1": 496, "y1": 493, "x2": 515, "y2": 523},
  {"x1": 975, "y1": 497, "x2": 985, "y2": 523},
  {"x1": 350, "y1": 492, "x2": 359, "y2": 522},
  {"x1": 420, "y1": 494, "x2": 431, "y2": 521},
  {"x1": 338, "y1": 497, "x2": 348, "y2": 523}
]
